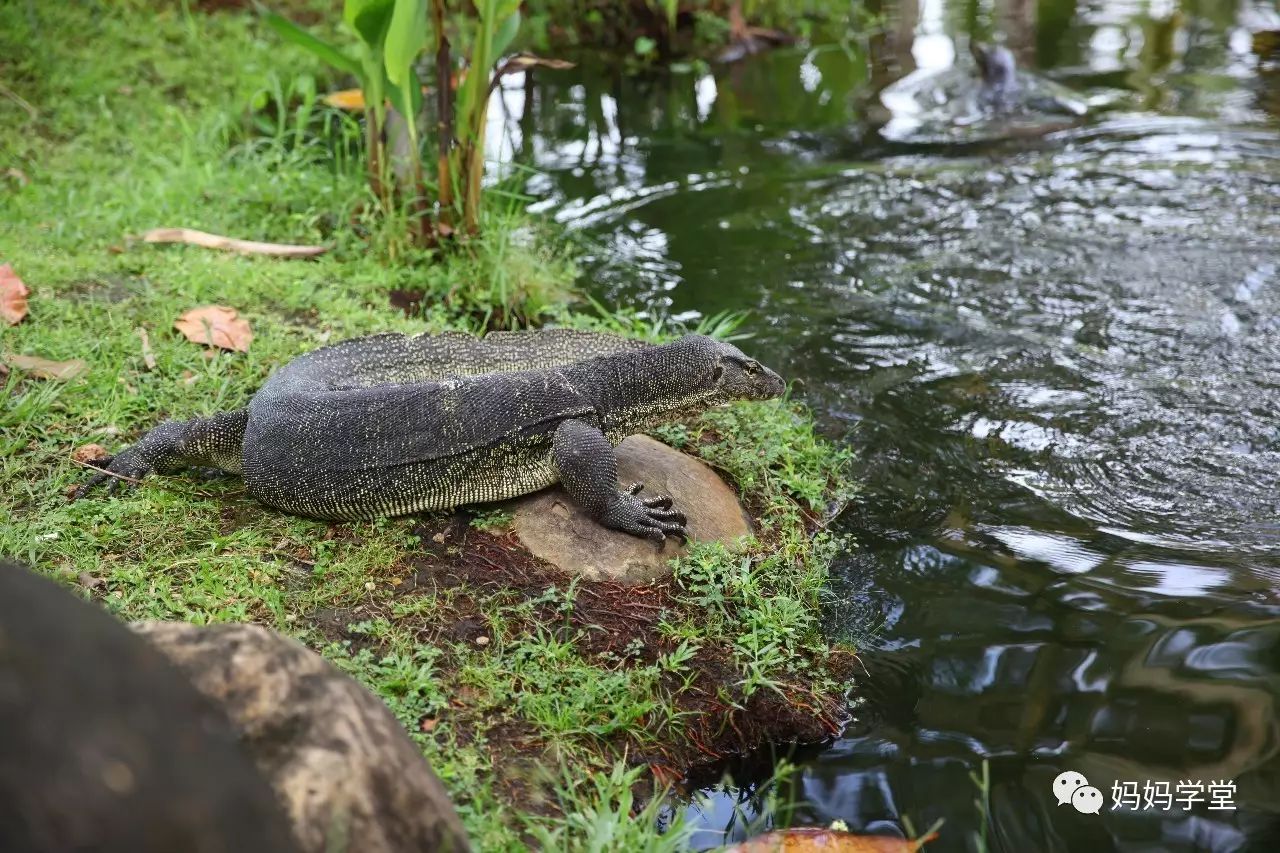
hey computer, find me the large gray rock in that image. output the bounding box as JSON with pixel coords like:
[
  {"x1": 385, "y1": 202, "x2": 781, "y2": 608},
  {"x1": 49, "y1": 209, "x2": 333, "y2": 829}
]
[
  {"x1": 510, "y1": 435, "x2": 753, "y2": 585},
  {"x1": 0, "y1": 561, "x2": 300, "y2": 853},
  {"x1": 133, "y1": 622, "x2": 470, "y2": 853}
]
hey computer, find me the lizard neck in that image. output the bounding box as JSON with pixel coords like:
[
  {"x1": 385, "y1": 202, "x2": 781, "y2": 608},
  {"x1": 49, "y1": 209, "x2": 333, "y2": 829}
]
[{"x1": 567, "y1": 336, "x2": 722, "y2": 435}]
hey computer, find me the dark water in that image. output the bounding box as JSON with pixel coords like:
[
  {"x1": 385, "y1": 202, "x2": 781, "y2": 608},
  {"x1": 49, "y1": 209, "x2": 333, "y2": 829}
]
[{"x1": 494, "y1": 1, "x2": 1280, "y2": 849}]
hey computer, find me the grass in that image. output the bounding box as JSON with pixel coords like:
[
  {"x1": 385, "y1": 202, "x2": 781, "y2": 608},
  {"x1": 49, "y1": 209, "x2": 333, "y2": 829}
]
[
  {"x1": 520, "y1": 0, "x2": 875, "y2": 58},
  {"x1": 2, "y1": 1, "x2": 858, "y2": 849}
]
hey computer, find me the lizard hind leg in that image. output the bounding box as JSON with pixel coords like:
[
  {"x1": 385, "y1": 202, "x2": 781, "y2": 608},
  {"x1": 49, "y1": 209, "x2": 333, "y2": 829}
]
[{"x1": 74, "y1": 409, "x2": 249, "y2": 498}]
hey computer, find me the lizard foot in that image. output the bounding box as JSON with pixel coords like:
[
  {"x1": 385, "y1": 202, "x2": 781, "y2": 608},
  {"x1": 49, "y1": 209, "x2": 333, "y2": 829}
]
[
  {"x1": 603, "y1": 483, "x2": 689, "y2": 544},
  {"x1": 73, "y1": 447, "x2": 153, "y2": 499}
]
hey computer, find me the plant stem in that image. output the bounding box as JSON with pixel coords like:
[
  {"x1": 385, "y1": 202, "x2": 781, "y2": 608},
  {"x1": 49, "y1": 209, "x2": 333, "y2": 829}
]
[{"x1": 431, "y1": 0, "x2": 454, "y2": 232}]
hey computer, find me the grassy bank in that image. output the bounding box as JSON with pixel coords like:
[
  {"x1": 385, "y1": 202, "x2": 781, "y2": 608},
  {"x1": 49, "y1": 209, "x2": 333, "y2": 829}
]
[
  {"x1": 2, "y1": 2, "x2": 857, "y2": 849},
  {"x1": 521, "y1": 0, "x2": 870, "y2": 60}
]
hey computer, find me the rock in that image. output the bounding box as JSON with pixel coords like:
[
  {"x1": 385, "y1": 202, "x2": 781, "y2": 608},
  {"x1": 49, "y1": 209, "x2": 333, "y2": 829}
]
[
  {"x1": 0, "y1": 560, "x2": 300, "y2": 853},
  {"x1": 510, "y1": 435, "x2": 752, "y2": 585},
  {"x1": 133, "y1": 621, "x2": 471, "y2": 853}
]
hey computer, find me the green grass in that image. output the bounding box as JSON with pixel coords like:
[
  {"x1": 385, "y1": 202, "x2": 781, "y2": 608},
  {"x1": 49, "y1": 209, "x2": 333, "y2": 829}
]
[
  {"x1": 520, "y1": 0, "x2": 875, "y2": 58},
  {"x1": 2, "y1": 2, "x2": 857, "y2": 849}
]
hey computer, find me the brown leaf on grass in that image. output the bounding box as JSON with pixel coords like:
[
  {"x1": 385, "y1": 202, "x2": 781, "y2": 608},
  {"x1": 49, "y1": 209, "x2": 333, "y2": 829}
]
[
  {"x1": 143, "y1": 227, "x2": 326, "y2": 259},
  {"x1": 723, "y1": 828, "x2": 939, "y2": 853},
  {"x1": 1, "y1": 263, "x2": 30, "y2": 325},
  {"x1": 72, "y1": 443, "x2": 110, "y2": 464},
  {"x1": 2, "y1": 354, "x2": 88, "y2": 381},
  {"x1": 137, "y1": 327, "x2": 157, "y2": 370},
  {"x1": 174, "y1": 306, "x2": 253, "y2": 352},
  {"x1": 419, "y1": 718, "x2": 438, "y2": 733}
]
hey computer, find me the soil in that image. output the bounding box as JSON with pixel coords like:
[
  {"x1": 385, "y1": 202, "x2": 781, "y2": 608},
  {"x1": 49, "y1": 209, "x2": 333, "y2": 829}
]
[{"x1": 302, "y1": 503, "x2": 857, "y2": 814}]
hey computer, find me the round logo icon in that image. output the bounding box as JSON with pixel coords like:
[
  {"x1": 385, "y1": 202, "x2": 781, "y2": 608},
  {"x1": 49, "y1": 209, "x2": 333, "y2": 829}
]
[
  {"x1": 1071, "y1": 786, "x2": 1104, "y2": 815},
  {"x1": 1052, "y1": 770, "x2": 1090, "y2": 808}
]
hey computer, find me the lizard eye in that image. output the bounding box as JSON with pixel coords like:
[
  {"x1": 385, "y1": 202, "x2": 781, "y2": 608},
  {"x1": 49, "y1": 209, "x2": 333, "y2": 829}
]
[{"x1": 743, "y1": 360, "x2": 761, "y2": 374}]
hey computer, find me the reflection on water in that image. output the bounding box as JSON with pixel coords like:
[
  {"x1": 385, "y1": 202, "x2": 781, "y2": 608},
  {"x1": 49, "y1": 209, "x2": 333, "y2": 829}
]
[{"x1": 495, "y1": 0, "x2": 1280, "y2": 849}]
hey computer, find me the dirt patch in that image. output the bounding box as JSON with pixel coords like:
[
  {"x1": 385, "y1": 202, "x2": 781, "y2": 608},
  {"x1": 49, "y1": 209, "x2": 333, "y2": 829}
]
[
  {"x1": 60, "y1": 276, "x2": 147, "y2": 304},
  {"x1": 303, "y1": 508, "x2": 856, "y2": 812}
]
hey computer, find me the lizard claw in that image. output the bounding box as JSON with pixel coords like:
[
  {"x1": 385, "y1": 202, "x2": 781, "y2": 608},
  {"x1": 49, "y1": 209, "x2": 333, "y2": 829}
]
[
  {"x1": 73, "y1": 448, "x2": 151, "y2": 500},
  {"x1": 603, "y1": 485, "x2": 689, "y2": 544}
]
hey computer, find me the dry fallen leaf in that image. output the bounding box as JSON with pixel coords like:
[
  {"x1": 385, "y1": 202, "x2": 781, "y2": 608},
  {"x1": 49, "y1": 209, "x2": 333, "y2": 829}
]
[
  {"x1": 72, "y1": 443, "x2": 110, "y2": 464},
  {"x1": 3, "y1": 354, "x2": 88, "y2": 381},
  {"x1": 723, "y1": 828, "x2": 938, "y2": 853},
  {"x1": 497, "y1": 54, "x2": 576, "y2": 74},
  {"x1": 1, "y1": 263, "x2": 30, "y2": 325},
  {"x1": 174, "y1": 305, "x2": 253, "y2": 352},
  {"x1": 419, "y1": 718, "x2": 438, "y2": 733}
]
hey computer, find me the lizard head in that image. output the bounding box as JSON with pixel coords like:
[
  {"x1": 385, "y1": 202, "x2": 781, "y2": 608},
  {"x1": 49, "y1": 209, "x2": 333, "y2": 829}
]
[{"x1": 702, "y1": 338, "x2": 786, "y2": 403}]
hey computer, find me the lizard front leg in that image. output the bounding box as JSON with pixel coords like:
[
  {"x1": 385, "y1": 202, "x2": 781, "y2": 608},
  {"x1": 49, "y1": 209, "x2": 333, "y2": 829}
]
[
  {"x1": 551, "y1": 418, "x2": 688, "y2": 543},
  {"x1": 74, "y1": 409, "x2": 249, "y2": 498}
]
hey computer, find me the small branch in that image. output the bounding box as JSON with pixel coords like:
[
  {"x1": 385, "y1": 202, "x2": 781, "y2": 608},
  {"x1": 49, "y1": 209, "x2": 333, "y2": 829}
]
[
  {"x1": 0, "y1": 82, "x2": 37, "y2": 120},
  {"x1": 69, "y1": 457, "x2": 233, "y2": 500},
  {"x1": 142, "y1": 228, "x2": 326, "y2": 258},
  {"x1": 70, "y1": 458, "x2": 146, "y2": 488}
]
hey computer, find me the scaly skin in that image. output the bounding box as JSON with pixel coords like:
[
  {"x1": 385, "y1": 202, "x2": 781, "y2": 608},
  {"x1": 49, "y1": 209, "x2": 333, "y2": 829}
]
[{"x1": 77, "y1": 329, "x2": 785, "y2": 543}]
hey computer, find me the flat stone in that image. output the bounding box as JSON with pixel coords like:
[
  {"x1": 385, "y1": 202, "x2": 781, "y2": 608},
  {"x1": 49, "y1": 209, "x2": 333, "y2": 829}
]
[
  {"x1": 133, "y1": 622, "x2": 470, "y2": 853},
  {"x1": 510, "y1": 435, "x2": 753, "y2": 585}
]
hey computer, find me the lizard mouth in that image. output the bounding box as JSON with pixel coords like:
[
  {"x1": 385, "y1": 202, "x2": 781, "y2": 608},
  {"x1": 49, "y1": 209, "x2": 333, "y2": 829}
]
[{"x1": 752, "y1": 367, "x2": 786, "y2": 400}]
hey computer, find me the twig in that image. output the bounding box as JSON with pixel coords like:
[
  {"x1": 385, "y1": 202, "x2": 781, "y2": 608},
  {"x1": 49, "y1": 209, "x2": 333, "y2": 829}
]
[
  {"x1": 141, "y1": 228, "x2": 326, "y2": 258},
  {"x1": 69, "y1": 457, "x2": 228, "y2": 499},
  {"x1": 70, "y1": 458, "x2": 145, "y2": 488},
  {"x1": 0, "y1": 82, "x2": 37, "y2": 119}
]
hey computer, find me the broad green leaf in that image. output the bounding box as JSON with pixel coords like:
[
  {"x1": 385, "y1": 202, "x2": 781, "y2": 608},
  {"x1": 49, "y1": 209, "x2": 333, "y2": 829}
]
[
  {"x1": 386, "y1": 67, "x2": 424, "y2": 120},
  {"x1": 384, "y1": 0, "x2": 428, "y2": 89},
  {"x1": 491, "y1": 9, "x2": 520, "y2": 59},
  {"x1": 343, "y1": 0, "x2": 396, "y2": 47},
  {"x1": 263, "y1": 12, "x2": 361, "y2": 76}
]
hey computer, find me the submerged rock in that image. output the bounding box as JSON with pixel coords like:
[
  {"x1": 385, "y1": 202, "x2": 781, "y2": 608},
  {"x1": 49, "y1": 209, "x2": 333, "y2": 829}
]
[
  {"x1": 511, "y1": 435, "x2": 753, "y2": 584},
  {"x1": 879, "y1": 46, "x2": 1088, "y2": 142},
  {"x1": 133, "y1": 622, "x2": 470, "y2": 853},
  {"x1": 0, "y1": 560, "x2": 300, "y2": 853}
]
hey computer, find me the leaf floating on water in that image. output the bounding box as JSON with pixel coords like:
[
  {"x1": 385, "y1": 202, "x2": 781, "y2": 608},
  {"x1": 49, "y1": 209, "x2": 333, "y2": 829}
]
[
  {"x1": 174, "y1": 306, "x2": 253, "y2": 353},
  {"x1": 142, "y1": 227, "x2": 326, "y2": 259},
  {"x1": 3, "y1": 354, "x2": 89, "y2": 381},
  {"x1": 722, "y1": 828, "x2": 939, "y2": 853},
  {"x1": 1, "y1": 263, "x2": 30, "y2": 325}
]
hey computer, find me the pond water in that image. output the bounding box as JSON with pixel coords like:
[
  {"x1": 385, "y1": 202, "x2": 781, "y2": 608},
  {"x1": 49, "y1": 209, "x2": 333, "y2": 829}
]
[{"x1": 494, "y1": 1, "x2": 1280, "y2": 850}]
